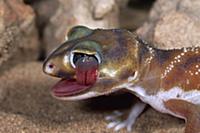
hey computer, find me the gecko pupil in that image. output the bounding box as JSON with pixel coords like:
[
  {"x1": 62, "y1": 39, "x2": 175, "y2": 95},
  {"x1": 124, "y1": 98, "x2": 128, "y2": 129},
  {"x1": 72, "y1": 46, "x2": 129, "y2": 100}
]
[{"x1": 73, "y1": 53, "x2": 85, "y2": 65}]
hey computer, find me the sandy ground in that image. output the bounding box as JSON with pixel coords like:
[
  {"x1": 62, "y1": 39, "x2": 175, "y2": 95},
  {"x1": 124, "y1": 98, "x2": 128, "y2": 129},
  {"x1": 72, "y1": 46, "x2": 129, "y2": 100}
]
[{"x1": 0, "y1": 62, "x2": 185, "y2": 133}]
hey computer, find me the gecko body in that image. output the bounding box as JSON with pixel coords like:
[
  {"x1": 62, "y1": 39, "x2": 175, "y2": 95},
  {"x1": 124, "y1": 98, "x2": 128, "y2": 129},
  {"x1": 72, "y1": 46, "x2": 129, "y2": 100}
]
[{"x1": 43, "y1": 26, "x2": 200, "y2": 133}]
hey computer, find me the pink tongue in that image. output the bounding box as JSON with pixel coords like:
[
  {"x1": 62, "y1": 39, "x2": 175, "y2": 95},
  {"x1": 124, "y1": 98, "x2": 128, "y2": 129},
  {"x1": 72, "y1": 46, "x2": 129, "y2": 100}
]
[
  {"x1": 52, "y1": 56, "x2": 98, "y2": 97},
  {"x1": 75, "y1": 56, "x2": 98, "y2": 85}
]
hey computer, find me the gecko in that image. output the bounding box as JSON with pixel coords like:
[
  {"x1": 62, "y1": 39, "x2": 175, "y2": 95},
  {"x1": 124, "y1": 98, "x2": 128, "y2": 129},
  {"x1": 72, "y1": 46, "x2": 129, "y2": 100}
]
[{"x1": 43, "y1": 26, "x2": 200, "y2": 133}]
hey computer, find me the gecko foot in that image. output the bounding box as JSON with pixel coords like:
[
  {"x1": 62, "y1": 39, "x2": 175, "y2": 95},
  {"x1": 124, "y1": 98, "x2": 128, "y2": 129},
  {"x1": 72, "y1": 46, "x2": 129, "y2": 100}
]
[
  {"x1": 105, "y1": 101, "x2": 146, "y2": 132},
  {"x1": 105, "y1": 110, "x2": 135, "y2": 132}
]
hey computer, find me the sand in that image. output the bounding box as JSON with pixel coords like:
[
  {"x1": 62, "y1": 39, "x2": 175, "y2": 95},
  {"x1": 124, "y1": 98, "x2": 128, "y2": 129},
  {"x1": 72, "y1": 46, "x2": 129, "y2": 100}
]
[{"x1": 0, "y1": 62, "x2": 185, "y2": 133}]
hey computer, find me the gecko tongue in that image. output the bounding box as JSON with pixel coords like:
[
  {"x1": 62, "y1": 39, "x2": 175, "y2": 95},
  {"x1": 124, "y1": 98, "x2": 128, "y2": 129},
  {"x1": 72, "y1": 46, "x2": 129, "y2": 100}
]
[
  {"x1": 75, "y1": 56, "x2": 98, "y2": 85},
  {"x1": 52, "y1": 56, "x2": 98, "y2": 97}
]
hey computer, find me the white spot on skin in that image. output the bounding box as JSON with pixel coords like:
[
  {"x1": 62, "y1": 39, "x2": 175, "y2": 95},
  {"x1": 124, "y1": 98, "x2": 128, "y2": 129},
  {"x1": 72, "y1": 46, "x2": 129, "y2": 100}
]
[
  {"x1": 162, "y1": 47, "x2": 200, "y2": 78},
  {"x1": 184, "y1": 48, "x2": 187, "y2": 52},
  {"x1": 186, "y1": 79, "x2": 190, "y2": 85}
]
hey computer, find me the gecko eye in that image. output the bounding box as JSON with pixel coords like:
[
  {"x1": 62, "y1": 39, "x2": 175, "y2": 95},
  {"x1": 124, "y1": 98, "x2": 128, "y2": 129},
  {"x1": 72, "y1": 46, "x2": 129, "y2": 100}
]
[{"x1": 69, "y1": 52, "x2": 101, "y2": 68}]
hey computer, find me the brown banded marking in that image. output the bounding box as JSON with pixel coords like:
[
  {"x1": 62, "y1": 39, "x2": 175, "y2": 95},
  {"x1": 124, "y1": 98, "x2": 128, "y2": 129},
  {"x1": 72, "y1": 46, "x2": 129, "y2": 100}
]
[{"x1": 160, "y1": 47, "x2": 200, "y2": 91}]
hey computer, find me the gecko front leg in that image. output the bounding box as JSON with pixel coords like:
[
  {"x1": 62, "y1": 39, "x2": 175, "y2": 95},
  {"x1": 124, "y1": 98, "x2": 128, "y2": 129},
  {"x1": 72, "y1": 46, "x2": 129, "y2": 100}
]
[
  {"x1": 106, "y1": 100, "x2": 146, "y2": 131},
  {"x1": 164, "y1": 99, "x2": 200, "y2": 133}
]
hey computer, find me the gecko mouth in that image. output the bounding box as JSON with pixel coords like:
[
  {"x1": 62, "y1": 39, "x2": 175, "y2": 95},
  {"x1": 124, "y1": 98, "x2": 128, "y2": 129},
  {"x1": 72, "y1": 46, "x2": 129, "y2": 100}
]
[{"x1": 52, "y1": 54, "x2": 99, "y2": 97}]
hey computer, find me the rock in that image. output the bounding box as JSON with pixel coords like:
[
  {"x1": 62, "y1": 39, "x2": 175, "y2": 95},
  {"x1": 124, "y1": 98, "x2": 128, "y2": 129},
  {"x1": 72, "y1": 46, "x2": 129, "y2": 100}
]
[
  {"x1": 0, "y1": 0, "x2": 39, "y2": 70},
  {"x1": 119, "y1": 8, "x2": 149, "y2": 30},
  {"x1": 25, "y1": 0, "x2": 59, "y2": 33},
  {"x1": 24, "y1": 0, "x2": 59, "y2": 60},
  {"x1": 43, "y1": 0, "x2": 119, "y2": 54},
  {"x1": 154, "y1": 11, "x2": 200, "y2": 48},
  {"x1": 119, "y1": 0, "x2": 152, "y2": 30},
  {"x1": 137, "y1": 0, "x2": 200, "y2": 49},
  {"x1": 115, "y1": 0, "x2": 129, "y2": 8}
]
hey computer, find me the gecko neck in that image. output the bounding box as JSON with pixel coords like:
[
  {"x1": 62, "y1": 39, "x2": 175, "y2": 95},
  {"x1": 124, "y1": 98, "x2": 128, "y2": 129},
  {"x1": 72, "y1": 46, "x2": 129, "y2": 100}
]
[
  {"x1": 135, "y1": 39, "x2": 164, "y2": 94},
  {"x1": 137, "y1": 39, "x2": 155, "y2": 74}
]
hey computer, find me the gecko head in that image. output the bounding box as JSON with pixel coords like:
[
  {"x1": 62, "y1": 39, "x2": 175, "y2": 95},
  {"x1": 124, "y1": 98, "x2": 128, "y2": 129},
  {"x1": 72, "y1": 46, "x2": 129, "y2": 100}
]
[{"x1": 43, "y1": 26, "x2": 139, "y2": 100}]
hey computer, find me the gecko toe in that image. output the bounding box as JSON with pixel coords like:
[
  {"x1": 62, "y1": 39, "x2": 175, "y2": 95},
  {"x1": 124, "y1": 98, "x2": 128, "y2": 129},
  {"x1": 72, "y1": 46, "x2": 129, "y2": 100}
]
[
  {"x1": 107, "y1": 121, "x2": 120, "y2": 129},
  {"x1": 127, "y1": 124, "x2": 133, "y2": 132},
  {"x1": 114, "y1": 122, "x2": 127, "y2": 131},
  {"x1": 107, "y1": 119, "x2": 135, "y2": 132},
  {"x1": 105, "y1": 110, "x2": 123, "y2": 121},
  {"x1": 105, "y1": 110, "x2": 136, "y2": 131}
]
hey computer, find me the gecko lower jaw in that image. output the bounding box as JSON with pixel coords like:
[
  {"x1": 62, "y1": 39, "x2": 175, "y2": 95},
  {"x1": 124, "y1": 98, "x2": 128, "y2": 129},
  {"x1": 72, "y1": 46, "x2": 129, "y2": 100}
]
[{"x1": 51, "y1": 78, "x2": 94, "y2": 97}]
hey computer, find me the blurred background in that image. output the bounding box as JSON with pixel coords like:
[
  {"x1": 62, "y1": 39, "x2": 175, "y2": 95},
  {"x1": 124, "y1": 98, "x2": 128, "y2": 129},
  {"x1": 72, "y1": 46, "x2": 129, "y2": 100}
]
[{"x1": 0, "y1": 0, "x2": 199, "y2": 132}]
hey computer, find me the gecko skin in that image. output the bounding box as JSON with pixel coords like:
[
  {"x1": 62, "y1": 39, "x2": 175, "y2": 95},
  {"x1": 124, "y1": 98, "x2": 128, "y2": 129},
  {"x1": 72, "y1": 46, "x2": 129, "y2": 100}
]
[{"x1": 43, "y1": 26, "x2": 200, "y2": 133}]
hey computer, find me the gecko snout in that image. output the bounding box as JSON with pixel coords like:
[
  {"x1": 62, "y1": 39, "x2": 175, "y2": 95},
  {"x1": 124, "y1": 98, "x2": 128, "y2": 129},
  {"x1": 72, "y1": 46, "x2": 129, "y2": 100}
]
[{"x1": 43, "y1": 62, "x2": 56, "y2": 75}]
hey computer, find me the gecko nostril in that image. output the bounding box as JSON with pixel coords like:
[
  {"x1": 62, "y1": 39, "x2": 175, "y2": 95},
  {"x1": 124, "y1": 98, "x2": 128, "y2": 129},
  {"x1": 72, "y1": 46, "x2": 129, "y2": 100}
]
[
  {"x1": 46, "y1": 63, "x2": 56, "y2": 74},
  {"x1": 48, "y1": 64, "x2": 54, "y2": 69}
]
